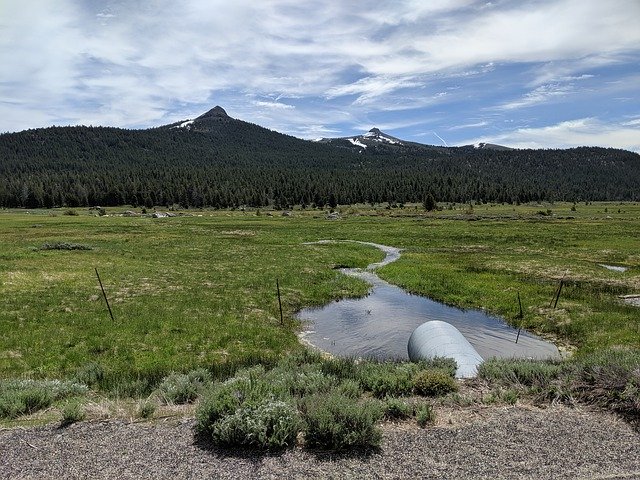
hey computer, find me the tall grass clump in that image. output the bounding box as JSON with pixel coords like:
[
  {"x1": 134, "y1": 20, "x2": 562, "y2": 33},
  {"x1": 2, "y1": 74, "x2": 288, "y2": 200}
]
[
  {"x1": 568, "y1": 348, "x2": 640, "y2": 419},
  {"x1": 264, "y1": 362, "x2": 336, "y2": 398},
  {"x1": 73, "y1": 362, "x2": 105, "y2": 387},
  {"x1": 477, "y1": 358, "x2": 564, "y2": 389},
  {"x1": 96, "y1": 366, "x2": 170, "y2": 398},
  {"x1": 157, "y1": 368, "x2": 212, "y2": 404}
]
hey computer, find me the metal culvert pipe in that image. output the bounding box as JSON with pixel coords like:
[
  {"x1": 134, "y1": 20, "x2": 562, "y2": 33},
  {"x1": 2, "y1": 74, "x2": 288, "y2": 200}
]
[{"x1": 408, "y1": 320, "x2": 484, "y2": 378}]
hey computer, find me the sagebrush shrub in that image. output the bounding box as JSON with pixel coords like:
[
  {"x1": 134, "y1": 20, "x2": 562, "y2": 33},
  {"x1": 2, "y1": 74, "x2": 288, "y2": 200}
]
[
  {"x1": 195, "y1": 370, "x2": 278, "y2": 435},
  {"x1": 0, "y1": 380, "x2": 87, "y2": 419},
  {"x1": 158, "y1": 373, "x2": 199, "y2": 404},
  {"x1": 157, "y1": 368, "x2": 212, "y2": 404},
  {"x1": 211, "y1": 398, "x2": 301, "y2": 449},
  {"x1": 302, "y1": 393, "x2": 382, "y2": 450}
]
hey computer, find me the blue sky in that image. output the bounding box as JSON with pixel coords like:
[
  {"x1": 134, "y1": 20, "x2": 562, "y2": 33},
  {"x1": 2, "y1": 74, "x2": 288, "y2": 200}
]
[{"x1": 1, "y1": 0, "x2": 639, "y2": 151}]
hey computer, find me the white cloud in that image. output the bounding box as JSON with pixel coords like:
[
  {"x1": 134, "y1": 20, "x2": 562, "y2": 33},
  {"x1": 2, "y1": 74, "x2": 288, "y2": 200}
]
[
  {"x1": 449, "y1": 121, "x2": 489, "y2": 130},
  {"x1": 0, "y1": 0, "x2": 638, "y2": 149},
  {"x1": 497, "y1": 83, "x2": 576, "y2": 110},
  {"x1": 253, "y1": 101, "x2": 295, "y2": 110},
  {"x1": 462, "y1": 118, "x2": 640, "y2": 152},
  {"x1": 325, "y1": 76, "x2": 422, "y2": 104}
]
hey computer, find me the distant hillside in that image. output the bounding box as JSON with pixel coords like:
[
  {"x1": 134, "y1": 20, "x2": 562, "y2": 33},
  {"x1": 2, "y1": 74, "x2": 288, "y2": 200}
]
[{"x1": 1, "y1": 107, "x2": 638, "y2": 208}]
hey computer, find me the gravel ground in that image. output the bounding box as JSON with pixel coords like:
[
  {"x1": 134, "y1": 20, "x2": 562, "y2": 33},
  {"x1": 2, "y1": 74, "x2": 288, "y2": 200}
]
[{"x1": 1, "y1": 404, "x2": 639, "y2": 479}]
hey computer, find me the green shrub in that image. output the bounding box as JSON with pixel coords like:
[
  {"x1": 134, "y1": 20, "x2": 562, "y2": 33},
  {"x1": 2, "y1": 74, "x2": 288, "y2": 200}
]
[
  {"x1": 383, "y1": 397, "x2": 412, "y2": 420},
  {"x1": 157, "y1": 373, "x2": 199, "y2": 404},
  {"x1": 416, "y1": 403, "x2": 435, "y2": 427},
  {"x1": 61, "y1": 401, "x2": 85, "y2": 426},
  {"x1": 412, "y1": 369, "x2": 458, "y2": 397},
  {"x1": 418, "y1": 357, "x2": 458, "y2": 378},
  {"x1": 335, "y1": 379, "x2": 362, "y2": 399},
  {"x1": 302, "y1": 393, "x2": 382, "y2": 450},
  {"x1": 0, "y1": 379, "x2": 88, "y2": 419},
  {"x1": 320, "y1": 357, "x2": 360, "y2": 381},
  {"x1": 211, "y1": 398, "x2": 301, "y2": 449},
  {"x1": 137, "y1": 400, "x2": 157, "y2": 419},
  {"x1": 501, "y1": 388, "x2": 519, "y2": 405},
  {"x1": 358, "y1": 361, "x2": 419, "y2": 398},
  {"x1": 196, "y1": 384, "x2": 243, "y2": 435},
  {"x1": 481, "y1": 390, "x2": 499, "y2": 405}
]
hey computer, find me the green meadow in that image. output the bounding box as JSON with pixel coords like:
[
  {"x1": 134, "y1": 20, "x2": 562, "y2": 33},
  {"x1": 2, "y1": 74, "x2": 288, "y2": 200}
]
[{"x1": 1, "y1": 202, "x2": 638, "y2": 388}]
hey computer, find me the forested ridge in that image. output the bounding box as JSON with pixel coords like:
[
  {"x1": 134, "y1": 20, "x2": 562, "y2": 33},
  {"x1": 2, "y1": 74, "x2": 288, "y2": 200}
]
[{"x1": 1, "y1": 107, "x2": 639, "y2": 208}]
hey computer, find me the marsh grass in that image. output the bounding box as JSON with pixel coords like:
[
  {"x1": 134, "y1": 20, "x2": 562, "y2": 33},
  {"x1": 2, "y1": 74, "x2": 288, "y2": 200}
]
[{"x1": 0, "y1": 203, "x2": 638, "y2": 404}]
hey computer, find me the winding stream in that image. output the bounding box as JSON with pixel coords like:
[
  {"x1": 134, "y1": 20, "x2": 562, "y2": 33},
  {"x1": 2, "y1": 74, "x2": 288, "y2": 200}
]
[{"x1": 298, "y1": 241, "x2": 560, "y2": 361}]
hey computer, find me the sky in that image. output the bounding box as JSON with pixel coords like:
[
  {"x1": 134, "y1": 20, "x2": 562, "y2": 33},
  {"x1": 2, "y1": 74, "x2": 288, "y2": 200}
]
[{"x1": 1, "y1": 0, "x2": 639, "y2": 151}]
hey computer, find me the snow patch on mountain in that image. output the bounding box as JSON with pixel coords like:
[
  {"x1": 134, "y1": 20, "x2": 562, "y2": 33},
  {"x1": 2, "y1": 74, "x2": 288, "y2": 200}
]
[
  {"x1": 348, "y1": 138, "x2": 367, "y2": 148},
  {"x1": 363, "y1": 128, "x2": 402, "y2": 145},
  {"x1": 171, "y1": 120, "x2": 195, "y2": 129}
]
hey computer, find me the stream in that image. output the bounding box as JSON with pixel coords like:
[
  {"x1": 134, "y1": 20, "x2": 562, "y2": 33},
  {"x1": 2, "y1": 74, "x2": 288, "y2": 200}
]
[{"x1": 298, "y1": 241, "x2": 560, "y2": 361}]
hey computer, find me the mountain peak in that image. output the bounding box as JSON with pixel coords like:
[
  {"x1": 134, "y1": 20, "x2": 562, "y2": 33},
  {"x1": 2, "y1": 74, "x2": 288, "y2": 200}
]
[
  {"x1": 197, "y1": 106, "x2": 229, "y2": 120},
  {"x1": 369, "y1": 127, "x2": 382, "y2": 135}
]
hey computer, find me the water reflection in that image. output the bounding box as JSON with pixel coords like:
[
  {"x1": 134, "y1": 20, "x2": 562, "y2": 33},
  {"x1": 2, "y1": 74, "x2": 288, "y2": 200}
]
[{"x1": 298, "y1": 241, "x2": 560, "y2": 361}]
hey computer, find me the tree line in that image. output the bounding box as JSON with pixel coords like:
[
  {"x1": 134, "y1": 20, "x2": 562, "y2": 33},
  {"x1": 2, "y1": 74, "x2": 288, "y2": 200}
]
[{"x1": 1, "y1": 123, "x2": 639, "y2": 209}]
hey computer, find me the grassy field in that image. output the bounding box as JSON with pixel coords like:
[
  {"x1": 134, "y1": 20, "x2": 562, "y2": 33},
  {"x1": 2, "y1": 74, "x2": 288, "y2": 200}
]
[{"x1": 1, "y1": 202, "x2": 638, "y2": 390}]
